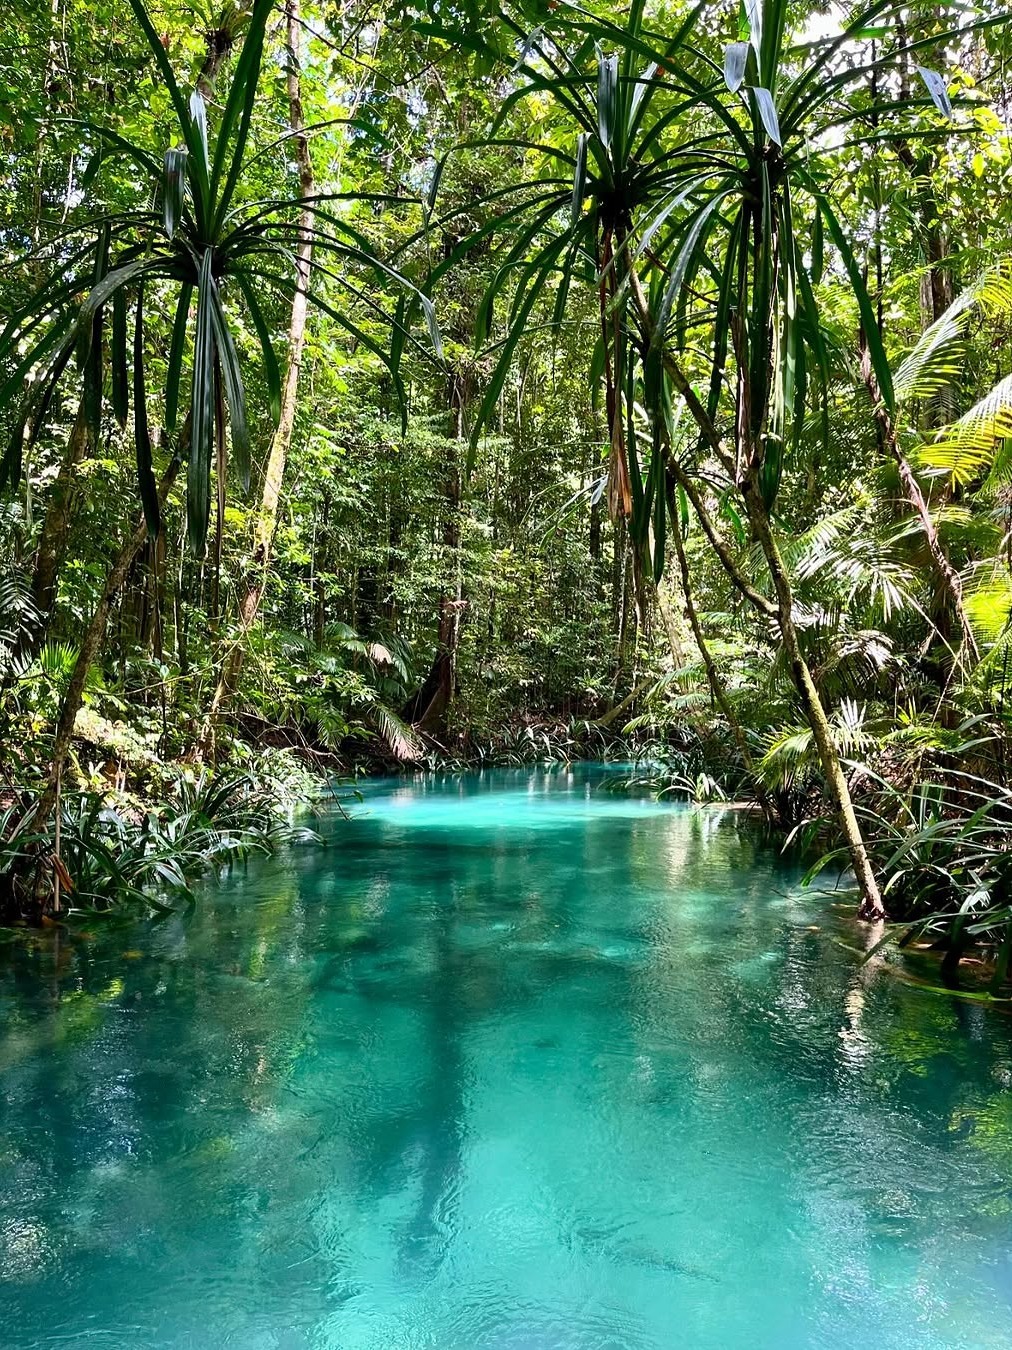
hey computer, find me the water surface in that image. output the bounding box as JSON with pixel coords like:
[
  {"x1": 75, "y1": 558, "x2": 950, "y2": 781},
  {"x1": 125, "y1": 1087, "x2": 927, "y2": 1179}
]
[{"x1": 2, "y1": 767, "x2": 1012, "y2": 1348}]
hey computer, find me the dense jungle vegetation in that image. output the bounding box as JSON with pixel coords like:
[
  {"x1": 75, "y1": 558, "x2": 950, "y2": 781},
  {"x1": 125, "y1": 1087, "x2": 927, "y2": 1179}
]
[{"x1": 2, "y1": 0, "x2": 1012, "y2": 980}]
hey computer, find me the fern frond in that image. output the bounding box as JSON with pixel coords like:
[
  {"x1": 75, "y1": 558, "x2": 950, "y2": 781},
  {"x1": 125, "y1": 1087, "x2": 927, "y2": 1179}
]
[
  {"x1": 783, "y1": 507, "x2": 863, "y2": 579},
  {"x1": 39, "y1": 640, "x2": 79, "y2": 681},
  {"x1": 893, "y1": 316, "x2": 966, "y2": 405},
  {"x1": 963, "y1": 568, "x2": 1012, "y2": 646},
  {"x1": 366, "y1": 641, "x2": 410, "y2": 681}
]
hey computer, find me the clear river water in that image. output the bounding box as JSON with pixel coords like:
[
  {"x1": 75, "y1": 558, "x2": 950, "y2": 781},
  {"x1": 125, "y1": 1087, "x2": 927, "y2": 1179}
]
[{"x1": 2, "y1": 766, "x2": 1012, "y2": 1349}]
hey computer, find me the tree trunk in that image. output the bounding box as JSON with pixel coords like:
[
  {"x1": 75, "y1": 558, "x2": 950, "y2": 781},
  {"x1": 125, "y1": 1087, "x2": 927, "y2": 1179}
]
[
  {"x1": 197, "y1": 11, "x2": 241, "y2": 99},
  {"x1": 33, "y1": 461, "x2": 180, "y2": 835},
  {"x1": 860, "y1": 348, "x2": 978, "y2": 663},
  {"x1": 628, "y1": 240, "x2": 884, "y2": 919},
  {"x1": 312, "y1": 492, "x2": 329, "y2": 649},
  {"x1": 20, "y1": 400, "x2": 91, "y2": 658},
  {"x1": 654, "y1": 578, "x2": 685, "y2": 669},
  {"x1": 892, "y1": 140, "x2": 951, "y2": 330},
  {"x1": 741, "y1": 479, "x2": 885, "y2": 919},
  {"x1": 200, "y1": 0, "x2": 314, "y2": 755},
  {"x1": 592, "y1": 676, "x2": 656, "y2": 728},
  {"x1": 408, "y1": 426, "x2": 463, "y2": 734},
  {"x1": 667, "y1": 490, "x2": 771, "y2": 820}
]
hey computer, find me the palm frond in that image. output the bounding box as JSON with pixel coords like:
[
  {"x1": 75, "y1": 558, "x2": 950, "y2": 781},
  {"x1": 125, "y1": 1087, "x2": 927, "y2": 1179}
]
[
  {"x1": 893, "y1": 267, "x2": 1012, "y2": 406},
  {"x1": 783, "y1": 505, "x2": 863, "y2": 578},
  {"x1": 372, "y1": 704, "x2": 423, "y2": 763},
  {"x1": 760, "y1": 698, "x2": 879, "y2": 787},
  {"x1": 924, "y1": 371, "x2": 1012, "y2": 486}
]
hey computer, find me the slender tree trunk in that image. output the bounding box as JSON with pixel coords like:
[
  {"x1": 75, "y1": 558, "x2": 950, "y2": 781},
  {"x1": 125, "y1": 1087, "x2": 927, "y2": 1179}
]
[
  {"x1": 667, "y1": 489, "x2": 771, "y2": 820},
  {"x1": 33, "y1": 461, "x2": 180, "y2": 835},
  {"x1": 653, "y1": 577, "x2": 685, "y2": 669},
  {"x1": 665, "y1": 448, "x2": 885, "y2": 915},
  {"x1": 589, "y1": 492, "x2": 603, "y2": 576},
  {"x1": 593, "y1": 676, "x2": 656, "y2": 728},
  {"x1": 627, "y1": 254, "x2": 886, "y2": 919},
  {"x1": 408, "y1": 409, "x2": 463, "y2": 733},
  {"x1": 312, "y1": 492, "x2": 329, "y2": 649},
  {"x1": 741, "y1": 478, "x2": 885, "y2": 919},
  {"x1": 892, "y1": 142, "x2": 951, "y2": 331},
  {"x1": 197, "y1": 11, "x2": 241, "y2": 99},
  {"x1": 19, "y1": 400, "x2": 91, "y2": 658},
  {"x1": 860, "y1": 348, "x2": 978, "y2": 663},
  {"x1": 200, "y1": 0, "x2": 314, "y2": 754}
]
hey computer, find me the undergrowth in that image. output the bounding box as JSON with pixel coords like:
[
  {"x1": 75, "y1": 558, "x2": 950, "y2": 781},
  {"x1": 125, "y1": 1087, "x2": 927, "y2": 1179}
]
[{"x1": 0, "y1": 768, "x2": 324, "y2": 925}]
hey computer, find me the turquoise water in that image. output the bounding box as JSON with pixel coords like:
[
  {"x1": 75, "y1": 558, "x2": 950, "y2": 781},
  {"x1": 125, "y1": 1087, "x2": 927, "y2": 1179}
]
[{"x1": 2, "y1": 767, "x2": 1012, "y2": 1349}]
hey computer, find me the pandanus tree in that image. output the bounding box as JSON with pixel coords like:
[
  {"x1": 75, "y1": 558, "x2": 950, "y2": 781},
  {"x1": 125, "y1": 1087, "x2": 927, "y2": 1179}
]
[
  {"x1": 0, "y1": 0, "x2": 438, "y2": 830},
  {"x1": 412, "y1": 0, "x2": 710, "y2": 519},
  {"x1": 1, "y1": 0, "x2": 435, "y2": 552},
  {"x1": 416, "y1": 0, "x2": 1005, "y2": 919}
]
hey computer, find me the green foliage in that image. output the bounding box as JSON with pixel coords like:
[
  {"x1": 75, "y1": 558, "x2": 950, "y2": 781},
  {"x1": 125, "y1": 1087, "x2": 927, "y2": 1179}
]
[
  {"x1": 3, "y1": 0, "x2": 1012, "y2": 946},
  {"x1": 805, "y1": 766, "x2": 1012, "y2": 990},
  {"x1": 0, "y1": 771, "x2": 320, "y2": 920},
  {"x1": 0, "y1": 0, "x2": 434, "y2": 553}
]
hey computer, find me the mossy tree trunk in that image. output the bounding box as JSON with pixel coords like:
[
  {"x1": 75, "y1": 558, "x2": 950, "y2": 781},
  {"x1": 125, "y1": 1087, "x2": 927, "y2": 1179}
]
[
  {"x1": 629, "y1": 261, "x2": 887, "y2": 921},
  {"x1": 666, "y1": 478, "x2": 772, "y2": 821},
  {"x1": 739, "y1": 477, "x2": 884, "y2": 919}
]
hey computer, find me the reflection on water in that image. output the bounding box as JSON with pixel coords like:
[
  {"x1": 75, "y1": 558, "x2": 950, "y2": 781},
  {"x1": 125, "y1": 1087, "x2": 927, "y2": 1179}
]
[{"x1": 2, "y1": 767, "x2": 1012, "y2": 1349}]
